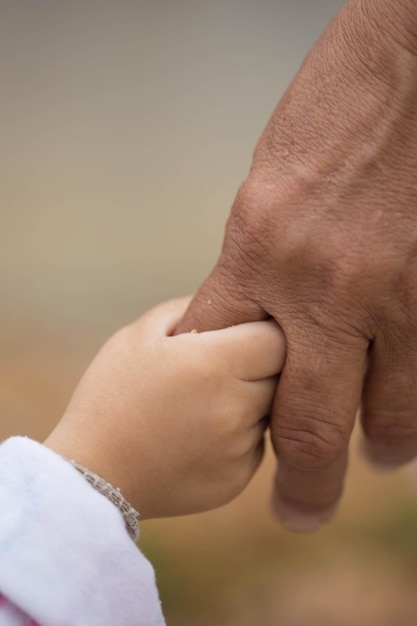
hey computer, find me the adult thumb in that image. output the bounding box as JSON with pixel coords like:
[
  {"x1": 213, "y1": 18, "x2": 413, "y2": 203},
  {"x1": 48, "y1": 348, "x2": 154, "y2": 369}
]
[{"x1": 175, "y1": 263, "x2": 266, "y2": 334}]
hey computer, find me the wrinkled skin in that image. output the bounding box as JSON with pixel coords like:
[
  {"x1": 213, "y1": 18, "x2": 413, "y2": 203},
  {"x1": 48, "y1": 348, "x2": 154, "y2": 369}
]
[{"x1": 176, "y1": 0, "x2": 417, "y2": 531}]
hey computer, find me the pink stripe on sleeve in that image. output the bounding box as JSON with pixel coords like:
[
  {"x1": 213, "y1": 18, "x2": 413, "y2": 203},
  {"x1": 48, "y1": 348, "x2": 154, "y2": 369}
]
[{"x1": 0, "y1": 595, "x2": 43, "y2": 625}]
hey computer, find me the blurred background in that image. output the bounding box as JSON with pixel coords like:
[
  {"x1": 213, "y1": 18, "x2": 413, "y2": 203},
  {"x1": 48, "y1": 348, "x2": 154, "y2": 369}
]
[{"x1": 1, "y1": 1, "x2": 417, "y2": 624}]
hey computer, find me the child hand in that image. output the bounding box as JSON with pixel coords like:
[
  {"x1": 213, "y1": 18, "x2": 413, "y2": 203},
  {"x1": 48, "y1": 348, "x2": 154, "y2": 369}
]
[{"x1": 44, "y1": 298, "x2": 286, "y2": 519}]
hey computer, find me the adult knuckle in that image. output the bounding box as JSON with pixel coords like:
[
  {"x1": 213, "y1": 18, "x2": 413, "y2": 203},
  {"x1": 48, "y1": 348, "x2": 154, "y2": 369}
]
[
  {"x1": 234, "y1": 184, "x2": 351, "y2": 284},
  {"x1": 226, "y1": 179, "x2": 275, "y2": 267},
  {"x1": 273, "y1": 415, "x2": 347, "y2": 469}
]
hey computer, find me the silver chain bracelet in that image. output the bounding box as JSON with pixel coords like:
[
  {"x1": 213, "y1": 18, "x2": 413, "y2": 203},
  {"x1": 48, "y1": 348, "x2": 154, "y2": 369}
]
[{"x1": 68, "y1": 459, "x2": 139, "y2": 542}]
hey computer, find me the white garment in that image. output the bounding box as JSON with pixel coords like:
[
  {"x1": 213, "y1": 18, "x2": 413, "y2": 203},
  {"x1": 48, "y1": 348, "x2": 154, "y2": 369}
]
[{"x1": 0, "y1": 437, "x2": 165, "y2": 626}]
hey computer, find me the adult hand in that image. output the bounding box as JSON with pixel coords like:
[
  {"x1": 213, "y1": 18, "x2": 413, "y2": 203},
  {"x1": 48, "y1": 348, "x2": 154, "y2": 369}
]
[{"x1": 176, "y1": 0, "x2": 417, "y2": 531}]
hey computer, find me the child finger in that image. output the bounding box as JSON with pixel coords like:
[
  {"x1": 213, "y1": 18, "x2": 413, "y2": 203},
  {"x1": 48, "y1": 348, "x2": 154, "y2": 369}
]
[
  {"x1": 242, "y1": 377, "x2": 278, "y2": 425},
  {"x1": 130, "y1": 297, "x2": 193, "y2": 336},
  {"x1": 198, "y1": 320, "x2": 286, "y2": 381},
  {"x1": 250, "y1": 416, "x2": 270, "y2": 444},
  {"x1": 247, "y1": 437, "x2": 267, "y2": 478}
]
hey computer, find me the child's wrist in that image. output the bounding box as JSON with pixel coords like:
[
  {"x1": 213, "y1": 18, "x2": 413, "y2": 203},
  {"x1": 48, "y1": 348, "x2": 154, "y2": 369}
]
[
  {"x1": 67, "y1": 458, "x2": 139, "y2": 541},
  {"x1": 43, "y1": 428, "x2": 141, "y2": 519}
]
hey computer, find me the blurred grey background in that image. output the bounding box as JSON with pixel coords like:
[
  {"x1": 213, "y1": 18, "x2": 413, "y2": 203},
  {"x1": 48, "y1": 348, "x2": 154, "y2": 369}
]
[{"x1": 0, "y1": 0, "x2": 344, "y2": 333}]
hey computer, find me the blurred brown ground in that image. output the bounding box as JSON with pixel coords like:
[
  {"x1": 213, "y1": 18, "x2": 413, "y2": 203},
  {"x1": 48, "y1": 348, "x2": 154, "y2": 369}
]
[{"x1": 1, "y1": 2, "x2": 417, "y2": 624}]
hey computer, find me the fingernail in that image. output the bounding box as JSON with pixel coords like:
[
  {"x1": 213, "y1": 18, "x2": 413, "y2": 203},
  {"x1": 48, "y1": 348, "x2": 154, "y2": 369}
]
[{"x1": 271, "y1": 496, "x2": 336, "y2": 533}]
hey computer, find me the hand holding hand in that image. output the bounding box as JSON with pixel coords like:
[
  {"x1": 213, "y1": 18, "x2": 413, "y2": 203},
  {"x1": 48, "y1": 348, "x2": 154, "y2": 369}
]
[
  {"x1": 176, "y1": 0, "x2": 417, "y2": 530},
  {"x1": 45, "y1": 298, "x2": 285, "y2": 519}
]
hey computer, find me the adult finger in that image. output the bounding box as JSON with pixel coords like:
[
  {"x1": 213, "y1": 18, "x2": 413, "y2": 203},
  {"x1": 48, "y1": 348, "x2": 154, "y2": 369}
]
[
  {"x1": 270, "y1": 325, "x2": 368, "y2": 532},
  {"x1": 361, "y1": 330, "x2": 417, "y2": 467},
  {"x1": 175, "y1": 263, "x2": 266, "y2": 334}
]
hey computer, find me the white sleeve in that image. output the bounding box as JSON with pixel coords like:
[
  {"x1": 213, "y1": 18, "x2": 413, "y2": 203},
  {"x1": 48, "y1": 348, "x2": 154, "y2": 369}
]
[{"x1": 0, "y1": 437, "x2": 165, "y2": 626}]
